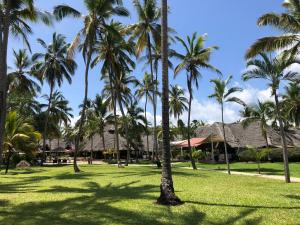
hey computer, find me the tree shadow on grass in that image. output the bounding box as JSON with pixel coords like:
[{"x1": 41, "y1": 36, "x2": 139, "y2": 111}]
[{"x1": 285, "y1": 195, "x2": 300, "y2": 201}]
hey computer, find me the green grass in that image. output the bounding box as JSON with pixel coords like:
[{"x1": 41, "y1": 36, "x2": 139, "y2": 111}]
[
  {"x1": 174, "y1": 162, "x2": 300, "y2": 177},
  {"x1": 1, "y1": 165, "x2": 300, "y2": 225}
]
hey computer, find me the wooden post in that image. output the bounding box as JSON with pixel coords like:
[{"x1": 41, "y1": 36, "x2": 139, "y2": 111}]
[{"x1": 211, "y1": 136, "x2": 215, "y2": 163}]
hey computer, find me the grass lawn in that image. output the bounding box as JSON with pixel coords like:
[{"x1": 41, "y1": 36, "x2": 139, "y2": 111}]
[
  {"x1": 1, "y1": 165, "x2": 300, "y2": 225},
  {"x1": 174, "y1": 162, "x2": 300, "y2": 177}
]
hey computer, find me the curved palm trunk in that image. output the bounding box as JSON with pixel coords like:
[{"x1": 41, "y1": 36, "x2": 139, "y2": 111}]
[
  {"x1": 0, "y1": 21, "x2": 9, "y2": 164},
  {"x1": 187, "y1": 78, "x2": 197, "y2": 170},
  {"x1": 145, "y1": 95, "x2": 150, "y2": 160},
  {"x1": 117, "y1": 96, "x2": 130, "y2": 166},
  {"x1": 221, "y1": 102, "x2": 231, "y2": 175},
  {"x1": 274, "y1": 91, "x2": 290, "y2": 183},
  {"x1": 42, "y1": 84, "x2": 54, "y2": 166},
  {"x1": 74, "y1": 53, "x2": 92, "y2": 173},
  {"x1": 157, "y1": 0, "x2": 182, "y2": 206},
  {"x1": 147, "y1": 34, "x2": 161, "y2": 168}
]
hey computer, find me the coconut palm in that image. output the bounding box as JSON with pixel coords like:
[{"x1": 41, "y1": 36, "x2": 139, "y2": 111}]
[
  {"x1": 157, "y1": 0, "x2": 181, "y2": 206},
  {"x1": 136, "y1": 72, "x2": 155, "y2": 159},
  {"x1": 209, "y1": 75, "x2": 244, "y2": 175},
  {"x1": 54, "y1": 0, "x2": 129, "y2": 172},
  {"x1": 174, "y1": 33, "x2": 220, "y2": 170},
  {"x1": 93, "y1": 22, "x2": 135, "y2": 167},
  {"x1": 242, "y1": 52, "x2": 300, "y2": 183},
  {"x1": 0, "y1": 0, "x2": 51, "y2": 162},
  {"x1": 241, "y1": 100, "x2": 275, "y2": 149},
  {"x1": 131, "y1": 0, "x2": 162, "y2": 166},
  {"x1": 32, "y1": 33, "x2": 76, "y2": 165},
  {"x1": 169, "y1": 85, "x2": 188, "y2": 123},
  {"x1": 4, "y1": 111, "x2": 41, "y2": 174},
  {"x1": 7, "y1": 49, "x2": 41, "y2": 96},
  {"x1": 246, "y1": 0, "x2": 300, "y2": 58},
  {"x1": 283, "y1": 82, "x2": 300, "y2": 127}
]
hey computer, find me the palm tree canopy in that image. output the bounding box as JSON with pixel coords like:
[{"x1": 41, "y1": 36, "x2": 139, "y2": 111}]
[
  {"x1": 243, "y1": 52, "x2": 300, "y2": 95},
  {"x1": 135, "y1": 72, "x2": 156, "y2": 103},
  {"x1": 8, "y1": 49, "x2": 41, "y2": 96},
  {"x1": 169, "y1": 85, "x2": 188, "y2": 119},
  {"x1": 209, "y1": 75, "x2": 245, "y2": 106},
  {"x1": 246, "y1": 0, "x2": 300, "y2": 58},
  {"x1": 174, "y1": 33, "x2": 220, "y2": 92},
  {"x1": 283, "y1": 82, "x2": 300, "y2": 126},
  {"x1": 32, "y1": 33, "x2": 77, "y2": 89}
]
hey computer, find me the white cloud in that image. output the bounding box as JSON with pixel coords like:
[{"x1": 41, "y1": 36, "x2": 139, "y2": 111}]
[{"x1": 70, "y1": 116, "x2": 80, "y2": 127}]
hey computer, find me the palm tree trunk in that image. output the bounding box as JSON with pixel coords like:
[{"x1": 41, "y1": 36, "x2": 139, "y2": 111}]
[
  {"x1": 147, "y1": 34, "x2": 161, "y2": 168},
  {"x1": 101, "y1": 131, "x2": 106, "y2": 153},
  {"x1": 187, "y1": 78, "x2": 197, "y2": 170},
  {"x1": 145, "y1": 95, "x2": 150, "y2": 160},
  {"x1": 0, "y1": 19, "x2": 10, "y2": 164},
  {"x1": 90, "y1": 136, "x2": 93, "y2": 165},
  {"x1": 117, "y1": 96, "x2": 130, "y2": 166},
  {"x1": 108, "y1": 69, "x2": 121, "y2": 167},
  {"x1": 74, "y1": 52, "x2": 92, "y2": 173},
  {"x1": 274, "y1": 91, "x2": 290, "y2": 183},
  {"x1": 42, "y1": 84, "x2": 54, "y2": 166},
  {"x1": 5, "y1": 147, "x2": 12, "y2": 174},
  {"x1": 157, "y1": 0, "x2": 182, "y2": 206},
  {"x1": 221, "y1": 102, "x2": 231, "y2": 175}
]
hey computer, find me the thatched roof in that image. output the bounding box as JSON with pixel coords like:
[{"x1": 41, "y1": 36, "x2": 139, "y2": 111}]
[{"x1": 196, "y1": 121, "x2": 300, "y2": 148}]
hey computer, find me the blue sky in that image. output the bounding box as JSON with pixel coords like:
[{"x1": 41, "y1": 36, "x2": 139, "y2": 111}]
[{"x1": 8, "y1": 0, "x2": 285, "y2": 124}]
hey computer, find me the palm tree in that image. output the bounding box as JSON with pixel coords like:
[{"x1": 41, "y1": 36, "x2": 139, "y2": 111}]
[
  {"x1": 32, "y1": 33, "x2": 76, "y2": 165},
  {"x1": 246, "y1": 0, "x2": 300, "y2": 58},
  {"x1": 136, "y1": 72, "x2": 155, "y2": 159},
  {"x1": 174, "y1": 33, "x2": 220, "y2": 170},
  {"x1": 209, "y1": 75, "x2": 244, "y2": 174},
  {"x1": 93, "y1": 95, "x2": 113, "y2": 154},
  {"x1": 4, "y1": 111, "x2": 41, "y2": 174},
  {"x1": 93, "y1": 22, "x2": 135, "y2": 167},
  {"x1": 241, "y1": 100, "x2": 275, "y2": 149},
  {"x1": 169, "y1": 85, "x2": 188, "y2": 123},
  {"x1": 0, "y1": 0, "x2": 51, "y2": 162},
  {"x1": 7, "y1": 49, "x2": 41, "y2": 96},
  {"x1": 157, "y1": 0, "x2": 181, "y2": 206},
  {"x1": 283, "y1": 82, "x2": 300, "y2": 127},
  {"x1": 54, "y1": 0, "x2": 129, "y2": 172},
  {"x1": 131, "y1": 0, "x2": 162, "y2": 166},
  {"x1": 242, "y1": 52, "x2": 300, "y2": 183}
]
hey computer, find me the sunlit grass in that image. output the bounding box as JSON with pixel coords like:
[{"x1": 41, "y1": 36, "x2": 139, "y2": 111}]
[{"x1": 1, "y1": 164, "x2": 300, "y2": 225}]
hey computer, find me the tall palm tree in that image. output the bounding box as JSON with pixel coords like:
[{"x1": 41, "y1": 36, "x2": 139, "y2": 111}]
[
  {"x1": 246, "y1": 0, "x2": 300, "y2": 58},
  {"x1": 169, "y1": 85, "x2": 188, "y2": 123},
  {"x1": 54, "y1": 0, "x2": 129, "y2": 172},
  {"x1": 4, "y1": 111, "x2": 41, "y2": 174},
  {"x1": 209, "y1": 75, "x2": 244, "y2": 174},
  {"x1": 131, "y1": 0, "x2": 162, "y2": 166},
  {"x1": 32, "y1": 33, "x2": 76, "y2": 165},
  {"x1": 136, "y1": 72, "x2": 155, "y2": 159},
  {"x1": 242, "y1": 52, "x2": 300, "y2": 183},
  {"x1": 283, "y1": 82, "x2": 300, "y2": 127},
  {"x1": 174, "y1": 33, "x2": 220, "y2": 170},
  {"x1": 93, "y1": 22, "x2": 134, "y2": 167},
  {"x1": 0, "y1": 0, "x2": 51, "y2": 162},
  {"x1": 241, "y1": 100, "x2": 275, "y2": 149},
  {"x1": 157, "y1": 0, "x2": 181, "y2": 206},
  {"x1": 7, "y1": 49, "x2": 41, "y2": 96}
]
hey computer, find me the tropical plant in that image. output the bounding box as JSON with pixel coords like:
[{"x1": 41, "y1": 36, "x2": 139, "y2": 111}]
[
  {"x1": 246, "y1": 0, "x2": 300, "y2": 58},
  {"x1": 157, "y1": 0, "x2": 181, "y2": 206},
  {"x1": 131, "y1": 0, "x2": 162, "y2": 167},
  {"x1": 241, "y1": 100, "x2": 275, "y2": 150},
  {"x1": 0, "y1": 0, "x2": 51, "y2": 162},
  {"x1": 32, "y1": 33, "x2": 76, "y2": 165},
  {"x1": 174, "y1": 32, "x2": 220, "y2": 170},
  {"x1": 7, "y1": 49, "x2": 41, "y2": 96},
  {"x1": 242, "y1": 51, "x2": 300, "y2": 183},
  {"x1": 136, "y1": 72, "x2": 156, "y2": 159},
  {"x1": 209, "y1": 75, "x2": 244, "y2": 174},
  {"x1": 4, "y1": 111, "x2": 41, "y2": 174},
  {"x1": 241, "y1": 146, "x2": 270, "y2": 174},
  {"x1": 54, "y1": 0, "x2": 129, "y2": 172},
  {"x1": 283, "y1": 82, "x2": 300, "y2": 127},
  {"x1": 169, "y1": 85, "x2": 188, "y2": 123}
]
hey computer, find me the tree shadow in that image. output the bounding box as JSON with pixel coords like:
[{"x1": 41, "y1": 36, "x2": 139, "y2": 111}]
[{"x1": 285, "y1": 195, "x2": 300, "y2": 201}]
